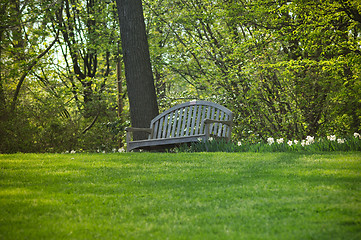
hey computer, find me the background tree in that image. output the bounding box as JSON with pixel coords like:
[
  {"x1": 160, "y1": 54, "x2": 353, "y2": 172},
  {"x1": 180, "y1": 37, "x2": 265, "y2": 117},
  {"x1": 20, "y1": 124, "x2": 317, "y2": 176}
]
[
  {"x1": 45, "y1": 0, "x2": 125, "y2": 151},
  {"x1": 0, "y1": 0, "x2": 62, "y2": 152},
  {"x1": 1, "y1": 0, "x2": 125, "y2": 153},
  {"x1": 143, "y1": 0, "x2": 361, "y2": 141}
]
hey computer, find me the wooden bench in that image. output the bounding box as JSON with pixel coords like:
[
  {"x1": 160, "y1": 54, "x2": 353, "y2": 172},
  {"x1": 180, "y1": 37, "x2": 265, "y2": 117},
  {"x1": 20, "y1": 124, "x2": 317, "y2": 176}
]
[{"x1": 125, "y1": 100, "x2": 233, "y2": 152}]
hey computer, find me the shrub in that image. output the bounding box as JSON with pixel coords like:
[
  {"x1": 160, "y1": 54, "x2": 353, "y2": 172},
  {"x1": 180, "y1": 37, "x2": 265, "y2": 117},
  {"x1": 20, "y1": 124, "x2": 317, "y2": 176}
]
[{"x1": 176, "y1": 133, "x2": 361, "y2": 153}]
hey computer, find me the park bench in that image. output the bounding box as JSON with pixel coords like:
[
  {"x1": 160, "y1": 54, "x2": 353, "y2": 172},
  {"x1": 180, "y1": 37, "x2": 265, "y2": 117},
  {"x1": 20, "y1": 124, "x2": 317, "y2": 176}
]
[{"x1": 125, "y1": 100, "x2": 234, "y2": 152}]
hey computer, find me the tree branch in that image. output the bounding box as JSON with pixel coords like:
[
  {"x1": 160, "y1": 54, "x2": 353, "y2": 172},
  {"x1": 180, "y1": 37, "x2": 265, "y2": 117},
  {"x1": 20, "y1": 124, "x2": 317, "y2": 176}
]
[
  {"x1": 81, "y1": 112, "x2": 99, "y2": 134},
  {"x1": 11, "y1": 30, "x2": 60, "y2": 112}
]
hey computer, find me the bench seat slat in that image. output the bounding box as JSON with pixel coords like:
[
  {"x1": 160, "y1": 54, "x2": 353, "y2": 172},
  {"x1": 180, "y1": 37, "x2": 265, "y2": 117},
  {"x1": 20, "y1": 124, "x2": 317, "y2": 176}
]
[
  {"x1": 200, "y1": 105, "x2": 207, "y2": 134},
  {"x1": 127, "y1": 135, "x2": 206, "y2": 151},
  {"x1": 162, "y1": 114, "x2": 169, "y2": 138},
  {"x1": 181, "y1": 107, "x2": 189, "y2": 136},
  {"x1": 158, "y1": 117, "x2": 164, "y2": 139},
  {"x1": 185, "y1": 106, "x2": 193, "y2": 136},
  {"x1": 152, "y1": 121, "x2": 159, "y2": 139},
  {"x1": 209, "y1": 107, "x2": 215, "y2": 134},
  {"x1": 222, "y1": 114, "x2": 229, "y2": 137},
  {"x1": 213, "y1": 108, "x2": 220, "y2": 136},
  {"x1": 176, "y1": 109, "x2": 183, "y2": 137},
  {"x1": 195, "y1": 106, "x2": 202, "y2": 135},
  {"x1": 171, "y1": 110, "x2": 179, "y2": 138},
  {"x1": 166, "y1": 112, "x2": 174, "y2": 138},
  {"x1": 190, "y1": 106, "x2": 198, "y2": 136},
  {"x1": 218, "y1": 111, "x2": 225, "y2": 137}
]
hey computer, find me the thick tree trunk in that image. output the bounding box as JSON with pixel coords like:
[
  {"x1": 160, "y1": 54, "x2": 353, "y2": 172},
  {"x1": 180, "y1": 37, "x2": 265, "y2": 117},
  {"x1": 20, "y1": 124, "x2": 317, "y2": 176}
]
[{"x1": 116, "y1": 0, "x2": 159, "y2": 140}]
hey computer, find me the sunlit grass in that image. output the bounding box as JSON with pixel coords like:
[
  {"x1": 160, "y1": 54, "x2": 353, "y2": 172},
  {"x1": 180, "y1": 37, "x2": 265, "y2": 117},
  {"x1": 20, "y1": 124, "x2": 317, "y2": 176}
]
[{"x1": 1, "y1": 152, "x2": 360, "y2": 239}]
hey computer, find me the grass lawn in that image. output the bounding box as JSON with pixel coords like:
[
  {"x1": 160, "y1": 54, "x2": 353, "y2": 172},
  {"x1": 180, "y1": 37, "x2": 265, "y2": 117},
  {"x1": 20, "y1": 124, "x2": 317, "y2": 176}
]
[{"x1": 0, "y1": 152, "x2": 360, "y2": 239}]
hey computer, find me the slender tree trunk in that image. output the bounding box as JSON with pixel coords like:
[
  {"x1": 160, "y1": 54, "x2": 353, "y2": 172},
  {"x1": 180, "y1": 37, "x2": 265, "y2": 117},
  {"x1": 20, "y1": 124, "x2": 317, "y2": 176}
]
[
  {"x1": 116, "y1": 58, "x2": 124, "y2": 148},
  {"x1": 116, "y1": 59, "x2": 123, "y2": 118},
  {"x1": 0, "y1": 29, "x2": 6, "y2": 119},
  {"x1": 116, "y1": 0, "x2": 159, "y2": 140}
]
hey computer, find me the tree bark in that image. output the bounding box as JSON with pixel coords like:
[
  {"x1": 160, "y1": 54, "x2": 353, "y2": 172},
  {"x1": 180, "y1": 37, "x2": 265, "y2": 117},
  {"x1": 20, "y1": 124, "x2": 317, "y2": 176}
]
[{"x1": 116, "y1": 0, "x2": 159, "y2": 140}]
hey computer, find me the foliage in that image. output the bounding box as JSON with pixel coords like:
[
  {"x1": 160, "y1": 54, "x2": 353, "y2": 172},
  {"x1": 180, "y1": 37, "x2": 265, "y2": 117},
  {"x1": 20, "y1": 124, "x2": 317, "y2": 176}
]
[
  {"x1": 1, "y1": 0, "x2": 361, "y2": 152},
  {"x1": 144, "y1": 0, "x2": 361, "y2": 140},
  {"x1": 0, "y1": 0, "x2": 127, "y2": 153},
  {"x1": 176, "y1": 133, "x2": 361, "y2": 153}
]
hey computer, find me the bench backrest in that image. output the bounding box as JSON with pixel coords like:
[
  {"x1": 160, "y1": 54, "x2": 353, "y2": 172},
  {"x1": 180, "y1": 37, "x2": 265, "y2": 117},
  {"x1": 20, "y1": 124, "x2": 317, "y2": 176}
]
[{"x1": 149, "y1": 100, "x2": 233, "y2": 140}]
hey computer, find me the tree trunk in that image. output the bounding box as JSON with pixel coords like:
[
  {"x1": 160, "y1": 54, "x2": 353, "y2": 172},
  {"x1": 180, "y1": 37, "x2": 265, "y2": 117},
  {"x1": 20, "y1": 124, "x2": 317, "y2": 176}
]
[
  {"x1": 116, "y1": 59, "x2": 123, "y2": 119},
  {"x1": 116, "y1": 0, "x2": 159, "y2": 140}
]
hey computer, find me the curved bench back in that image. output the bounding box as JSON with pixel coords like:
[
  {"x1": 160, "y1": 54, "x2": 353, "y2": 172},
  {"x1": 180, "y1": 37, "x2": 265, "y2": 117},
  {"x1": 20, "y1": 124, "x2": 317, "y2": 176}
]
[{"x1": 149, "y1": 100, "x2": 233, "y2": 139}]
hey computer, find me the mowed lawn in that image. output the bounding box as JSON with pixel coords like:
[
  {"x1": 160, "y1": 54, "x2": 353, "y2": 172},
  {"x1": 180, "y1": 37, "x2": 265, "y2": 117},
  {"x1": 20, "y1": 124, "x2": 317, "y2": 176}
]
[{"x1": 0, "y1": 152, "x2": 360, "y2": 240}]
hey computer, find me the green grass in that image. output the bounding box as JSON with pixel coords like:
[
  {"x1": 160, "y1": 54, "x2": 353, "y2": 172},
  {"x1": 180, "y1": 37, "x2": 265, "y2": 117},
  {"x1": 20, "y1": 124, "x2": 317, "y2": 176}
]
[{"x1": 1, "y1": 152, "x2": 360, "y2": 240}]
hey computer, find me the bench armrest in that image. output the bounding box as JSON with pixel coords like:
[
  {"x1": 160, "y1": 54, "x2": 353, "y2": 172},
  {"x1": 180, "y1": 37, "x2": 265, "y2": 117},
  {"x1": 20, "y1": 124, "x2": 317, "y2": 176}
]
[
  {"x1": 204, "y1": 119, "x2": 233, "y2": 141},
  {"x1": 125, "y1": 128, "x2": 153, "y2": 150},
  {"x1": 125, "y1": 127, "x2": 152, "y2": 134}
]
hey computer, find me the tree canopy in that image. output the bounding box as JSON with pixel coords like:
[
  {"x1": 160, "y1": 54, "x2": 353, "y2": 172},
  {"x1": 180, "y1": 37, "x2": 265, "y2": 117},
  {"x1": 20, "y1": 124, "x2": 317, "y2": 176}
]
[
  {"x1": 1, "y1": 0, "x2": 360, "y2": 152},
  {"x1": 144, "y1": 0, "x2": 361, "y2": 141}
]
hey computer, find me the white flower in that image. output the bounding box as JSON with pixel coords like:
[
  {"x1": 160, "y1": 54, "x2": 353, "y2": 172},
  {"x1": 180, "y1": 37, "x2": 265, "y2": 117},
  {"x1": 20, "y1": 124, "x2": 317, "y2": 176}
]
[
  {"x1": 301, "y1": 140, "x2": 306, "y2": 147},
  {"x1": 267, "y1": 137, "x2": 274, "y2": 145},
  {"x1": 112, "y1": 148, "x2": 117, "y2": 153},
  {"x1": 70, "y1": 150, "x2": 76, "y2": 154},
  {"x1": 306, "y1": 136, "x2": 315, "y2": 144},
  {"x1": 197, "y1": 137, "x2": 203, "y2": 142},
  {"x1": 287, "y1": 140, "x2": 293, "y2": 146},
  {"x1": 337, "y1": 138, "x2": 345, "y2": 144},
  {"x1": 328, "y1": 135, "x2": 336, "y2": 141},
  {"x1": 237, "y1": 141, "x2": 242, "y2": 146},
  {"x1": 306, "y1": 135, "x2": 314, "y2": 141},
  {"x1": 276, "y1": 138, "x2": 284, "y2": 144},
  {"x1": 294, "y1": 140, "x2": 299, "y2": 145},
  {"x1": 208, "y1": 137, "x2": 214, "y2": 142},
  {"x1": 118, "y1": 148, "x2": 125, "y2": 153},
  {"x1": 354, "y1": 133, "x2": 361, "y2": 139},
  {"x1": 102, "y1": 151, "x2": 106, "y2": 154}
]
